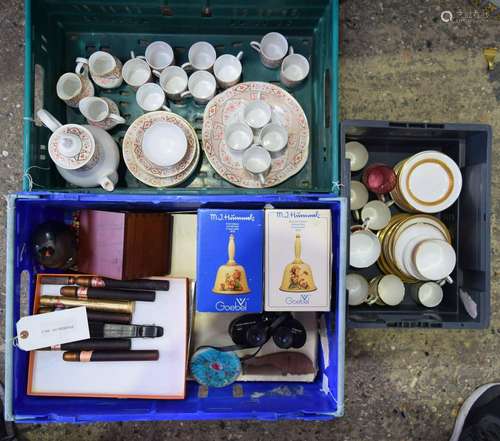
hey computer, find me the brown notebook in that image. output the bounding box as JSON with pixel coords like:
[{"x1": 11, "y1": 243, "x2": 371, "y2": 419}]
[{"x1": 78, "y1": 210, "x2": 172, "y2": 280}]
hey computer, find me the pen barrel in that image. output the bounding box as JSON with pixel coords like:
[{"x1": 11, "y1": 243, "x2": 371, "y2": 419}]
[
  {"x1": 63, "y1": 350, "x2": 159, "y2": 362},
  {"x1": 41, "y1": 276, "x2": 76, "y2": 285},
  {"x1": 40, "y1": 295, "x2": 134, "y2": 314},
  {"x1": 85, "y1": 310, "x2": 132, "y2": 324},
  {"x1": 45, "y1": 339, "x2": 131, "y2": 351},
  {"x1": 61, "y1": 286, "x2": 155, "y2": 302},
  {"x1": 76, "y1": 276, "x2": 170, "y2": 291}
]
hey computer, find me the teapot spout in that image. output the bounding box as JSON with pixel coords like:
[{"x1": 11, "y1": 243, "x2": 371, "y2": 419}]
[
  {"x1": 36, "y1": 109, "x2": 63, "y2": 133},
  {"x1": 98, "y1": 174, "x2": 117, "y2": 192}
]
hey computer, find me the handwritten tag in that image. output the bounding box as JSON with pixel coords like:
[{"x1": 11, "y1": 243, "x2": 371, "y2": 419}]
[{"x1": 16, "y1": 307, "x2": 90, "y2": 351}]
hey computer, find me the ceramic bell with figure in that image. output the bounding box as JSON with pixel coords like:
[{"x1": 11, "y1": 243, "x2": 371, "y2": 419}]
[
  {"x1": 37, "y1": 109, "x2": 120, "y2": 191},
  {"x1": 279, "y1": 234, "x2": 317, "y2": 292},
  {"x1": 212, "y1": 233, "x2": 251, "y2": 294}
]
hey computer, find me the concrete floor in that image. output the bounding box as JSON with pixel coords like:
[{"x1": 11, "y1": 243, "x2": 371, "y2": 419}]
[{"x1": 0, "y1": 0, "x2": 499, "y2": 440}]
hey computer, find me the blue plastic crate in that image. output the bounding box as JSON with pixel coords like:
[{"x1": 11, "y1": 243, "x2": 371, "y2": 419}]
[{"x1": 4, "y1": 192, "x2": 347, "y2": 422}]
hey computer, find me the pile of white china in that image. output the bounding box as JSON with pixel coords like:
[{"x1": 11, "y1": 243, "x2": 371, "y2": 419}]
[
  {"x1": 346, "y1": 141, "x2": 462, "y2": 309},
  {"x1": 37, "y1": 33, "x2": 311, "y2": 190}
]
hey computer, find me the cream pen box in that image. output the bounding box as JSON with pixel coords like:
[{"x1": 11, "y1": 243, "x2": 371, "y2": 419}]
[{"x1": 265, "y1": 209, "x2": 332, "y2": 311}]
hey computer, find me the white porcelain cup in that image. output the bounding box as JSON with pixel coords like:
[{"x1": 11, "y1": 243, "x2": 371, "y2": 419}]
[
  {"x1": 414, "y1": 239, "x2": 456, "y2": 281},
  {"x1": 411, "y1": 282, "x2": 443, "y2": 308},
  {"x1": 242, "y1": 145, "x2": 272, "y2": 185},
  {"x1": 367, "y1": 274, "x2": 405, "y2": 306},
  {"x1": 349, "y1": 229, "x2": 381, "y2": 268},
  {"x1": 214, "y1": 52, "x2": 243, "y2": 88},
  {"x1": 136, "y1": 83, "x2": 171, "y2": 112},
  {"x1": 225, "y1": 121, "x2": 254, "y2": 153},
  {"x1": 350, "y1": 180, "x2": 369, "y2": 211},
  {"x1": 79, "y1": 96, "x2": 125, "y2": 126},
  {"x1": 346, "y1": 273, "x2": 369, "y2": 306},
  {"x1": 243, "y1": 100, "x2": 272, "y2": 130},
  {"x1": 280, "y1": 52, "x2": 310, "y2": 88},
  {"x1": 182, "y1": 41, "x2": 217, "y2": 71},
  {"x1": 76, "y1": 52, "x2": 123, "y2": 89},
  {"x1": 250, "y1": 32, "x2": 290, "y2": 69},
  {"x1": 346, "y1": 141, "x2": 369, "y2": 172},
  {"x1": 360, "y1": 200, "x2": 394, "y2": 231},
  {"x1": 56, "y1": 71, "x2": 94, "y2": 108},
  {"x1": 181, "y1": 70, "x2": 217, "y2": 105},
  {"x1": 122, "y1": 51, "x2": 151, "y2": 88},
  {"x1": 142, "y1": 121, "x2": 187, "y2": 167},
  {"x1": 144, "y1": 41, "x2": 175, "y2": 70},
  {"x1": 153, "y1": 66, "x2": 189, "y2": 101},
  {"x1": 259, "y1": 123, "x2": 288, "y2": 155}
]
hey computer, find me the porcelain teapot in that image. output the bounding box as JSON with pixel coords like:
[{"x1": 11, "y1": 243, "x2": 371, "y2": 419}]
[{"x1": 37, "y1": 109, "x2": 120, "y2": 191}]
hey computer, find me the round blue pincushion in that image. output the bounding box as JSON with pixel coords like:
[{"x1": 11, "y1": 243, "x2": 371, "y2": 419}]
[{"x1": 190, "y1": 348, "x2": 241, "y2": 388}]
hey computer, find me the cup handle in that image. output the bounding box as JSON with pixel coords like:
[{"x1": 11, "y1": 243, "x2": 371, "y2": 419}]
[
  {"x1": 288, "y1": 46, "x2": 294, "y2": 55},
  {"x1": 109, "y1": 114, "x2": 126, "y2": 124},
  {"x1": 250, "y1": 42, "x2": 261, "y2": 53},
  {"x1": 153, "y1": 69, "x2": 162, "y2": 78},
  {"x1": 236, "y1": 51, "x2": 244, "y2": 61},
  {"x1": 385, "y1": 199, "x2": 395, "y2": 207},
  {"x1": 180, "y1": 91, "x2": 192, "y2": 99},
  {"x1": 258, "y1": 173, "x2": 266, "y2": 186},
  {"x1": 36, "y1": 109, "x2": 63, "y2": 133},
  {"x1": 353, "y1": 209, "x2": 361, "y2": 221},
  {"x1": 161, "y1": 104, "x2": 171, "y2": 112},
  {"x1": 438, "y1": 276, "x2": 453, "y2": 286},
  {"x1": 361, "y1": 218, "x2": 370, "y2": 230},
  {"x1": 181, "y1": 62, "x2": 193, "y2": 71},
  {"x1": 75, "y1": 57, "x2": 89, "y2": 75},
  {"x1": 130, "y1": 51, "x2": 136, "y2": 59}
]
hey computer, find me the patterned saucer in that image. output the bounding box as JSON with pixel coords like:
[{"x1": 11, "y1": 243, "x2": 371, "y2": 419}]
[
  {"x1": 123, "y1": 112, "x2": 200, "y2": 188},
  {"x1": 202, "y1": 81, "x2": 310, "y2": 188},
  {"x1": 125, "y1": 111, "x2": 198, "y2": 178}
]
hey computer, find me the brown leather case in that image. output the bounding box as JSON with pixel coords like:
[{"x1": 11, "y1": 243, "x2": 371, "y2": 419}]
[{"x1": 78, "y1": 210, "x2": 172, "y2": 280}]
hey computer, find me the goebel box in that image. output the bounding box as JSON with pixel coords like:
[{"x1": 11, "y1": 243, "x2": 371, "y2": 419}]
[
  {"x1": 265, "y1": 209, "x2": 332, "y2": 311},
  {"x1": 196, "y1": 209, "x2": 264, "y2": 313}
]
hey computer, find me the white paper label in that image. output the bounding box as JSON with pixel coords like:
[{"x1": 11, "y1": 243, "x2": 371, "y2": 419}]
[{"x1": 16, "y1": 307, "x2": 90, "y2": 351}]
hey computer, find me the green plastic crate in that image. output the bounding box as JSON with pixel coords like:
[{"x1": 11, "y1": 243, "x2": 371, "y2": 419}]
[{"x1": 24, "y1": 0, "x2": 339, "y2": 194}]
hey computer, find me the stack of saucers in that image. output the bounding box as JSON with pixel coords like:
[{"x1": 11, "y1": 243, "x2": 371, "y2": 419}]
[
  {"x1": 390, "y1": 151, "x2": 462, "y2": 213},
  {"x1": 377, "y1": 213, "x2": 456, "y2": 284},
  {"x1": 122, "y1": 111, "x2": 200, "y2": 188}
]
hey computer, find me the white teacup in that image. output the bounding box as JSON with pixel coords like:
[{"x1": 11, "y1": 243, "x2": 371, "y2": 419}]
[
  {"x1": 78, "y1": 96, "x2": 125, "y2": 128},
  {"x1": 350, "y1": 180, "x2": 369, "y2": 211},
  {"x1": 144, "y1": 41, "x2": 175, "y2": 70},
  {"x1": 182, "y1": 42, "x2": 217, "y2": 71},
  {"x1": 280, "y1": 52, "x2": 310, "y2": 88},
  {"x1": 360, "y1": 200, "x2": 394, "y2": 231},
  {"x1": 242, "y1": 145, "x2": 271, "y2": 185},
  {"x1": 414, "y1": 239, "x2": 456, "y2": 282},
  {"x1": 345, "y1": 141, "x2": 369, "y2": 172},
  {"x1": 142, "y1": 121, "x2": 187, "y2": 167},
  {"x1": 225, "y1": 122, "x2": 253, "y2": 153},
  {"x1": 346, "y1": 273, "x2": 369, "y2": 306},
  {"x1": 250, "y1": 32, "x2": 290, "y2": 69},
  {"x1": 56, "y1": 71, "x2": 94, "y2": 108},
  {"x1": 153, "y1": 66, "x2": 189, "y2": 101},
  {"x1": 367, "y1": 274, "x2": 405, "y2": 306},
  {"x1": 182, "y1": 71, "x2": 217, "y2": 105},
  {"x1": 76, "y1": 52, "x2": 123, "y2": 89},
  {"x1": 259, "y1": 123, "x2": 288, "y2": 155},
  {"x1": 122, "y1": 51, "x2": 151, "y2": 88},
  {"x1": 136, "y1": 83, "x2": 171, "y2": 112},
  {"x1": 243, "y1": 100, "x2": 272, "y2": 130},
  {"x1": 349, "y1": 228, "x2": 381, "y2": 268},
  {"x1": 411, "y1": 282, "x2": 443, "y2": 308},
  {"x1": 214, "y1": 52, "x2": 243, "y2": 89}
]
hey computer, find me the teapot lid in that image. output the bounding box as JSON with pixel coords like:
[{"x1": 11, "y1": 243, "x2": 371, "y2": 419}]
[{"x1": 48, "y1": 124, "x2": 95, "y2": 170}]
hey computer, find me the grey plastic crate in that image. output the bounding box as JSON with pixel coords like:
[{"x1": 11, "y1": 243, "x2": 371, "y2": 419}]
[{"x1": 340, "y1": 120, "x2": 491, "y2": 329}]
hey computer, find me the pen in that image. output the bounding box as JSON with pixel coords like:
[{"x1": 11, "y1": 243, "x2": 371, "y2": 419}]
[{"x1": 63, "y1": 350, "x2": 159, "y2": 362}]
